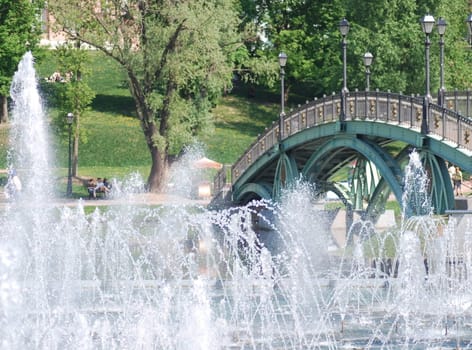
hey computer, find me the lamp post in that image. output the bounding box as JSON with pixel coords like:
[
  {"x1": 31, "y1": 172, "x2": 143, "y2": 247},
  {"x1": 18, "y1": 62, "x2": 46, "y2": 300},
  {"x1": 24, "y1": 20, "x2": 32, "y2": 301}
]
[
  {"x1": 421, "y1": 14, "x2": 435, "y2": 134},
  {"x1": 437, "y1": 17, "x2": 447, "y2": 107},
  {"x1": 467, "y1": 14, "x2": 472, "y2": 47},
  {"x1": 339, "y1": 18, "x2": 350, "y2": 121},
  {"x1": 278, "y1": 52, "x2": 287, "y2": 140},
  {"x1": 66, "y1": 112, "x2": 74, "y2": 197},
  {"x1": 363, "y1": 52, "x2": 373, "y2": 92}
]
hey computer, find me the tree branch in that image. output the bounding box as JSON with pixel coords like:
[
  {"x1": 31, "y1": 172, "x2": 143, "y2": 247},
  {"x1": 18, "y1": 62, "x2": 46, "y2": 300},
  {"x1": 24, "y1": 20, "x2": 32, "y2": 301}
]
[{"x1": 149, "y1": 19, "x2": 187, "y2": 93}]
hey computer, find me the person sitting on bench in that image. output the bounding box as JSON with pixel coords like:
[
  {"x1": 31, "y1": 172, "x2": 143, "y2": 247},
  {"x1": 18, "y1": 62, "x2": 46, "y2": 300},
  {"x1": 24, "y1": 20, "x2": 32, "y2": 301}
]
[
  {"x1": 95, "y1": 178, "x2": 110, "y2": 197},
  {"x1": 87, "y1": 178, "x2": 97, "y2": 199},
  {"x1": 103, "y1": 178, "x2": 112, "y2": 191}
]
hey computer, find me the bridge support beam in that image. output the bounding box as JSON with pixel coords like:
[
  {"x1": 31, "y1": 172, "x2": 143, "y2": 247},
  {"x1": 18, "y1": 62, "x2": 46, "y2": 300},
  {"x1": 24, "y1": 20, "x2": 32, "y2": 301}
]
[
  {"x1": 273, "y1": 152, "x2": 299, "y2": 199},
  {"x1": 419, "y1": 150, "x2": 455, "y2": 214}
]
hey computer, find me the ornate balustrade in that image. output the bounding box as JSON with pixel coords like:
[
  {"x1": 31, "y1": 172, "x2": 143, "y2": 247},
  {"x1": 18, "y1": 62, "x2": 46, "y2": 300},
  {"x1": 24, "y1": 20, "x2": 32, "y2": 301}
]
[
  {"x1": 444, "y1": 89, "x2": 472, "y2": 117},
  {"x1": 213, "y1": 164, "x2": 230, "y2": 194}
]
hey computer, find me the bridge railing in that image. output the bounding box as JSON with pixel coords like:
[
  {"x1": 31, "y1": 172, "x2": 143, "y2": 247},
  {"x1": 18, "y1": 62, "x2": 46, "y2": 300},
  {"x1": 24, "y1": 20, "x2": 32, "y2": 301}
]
[
  {"x1": 444, "y1": 90, "x2": 472, "y2": 118},
  {"x1": 213, "y1": 91, "x2": 472, "y2": 197},
  {"x1": 429, "y1": 103, "x2": 472, "y2": 149},
  {"x1": 213, "y1": 164, "x2": 231, "y2": 193},
  {"x1": 231, "y1": 117, "x2": 281, "y2": 183},
  {"x1": 346, "y1": 90, "x2": 424, "y2": 129}
]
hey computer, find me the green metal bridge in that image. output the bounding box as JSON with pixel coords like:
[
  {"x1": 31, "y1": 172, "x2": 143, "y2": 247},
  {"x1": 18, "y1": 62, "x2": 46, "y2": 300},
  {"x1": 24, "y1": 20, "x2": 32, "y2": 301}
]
[{"x1": 213, "y1": 90, "x2": 472, "y2": 220}]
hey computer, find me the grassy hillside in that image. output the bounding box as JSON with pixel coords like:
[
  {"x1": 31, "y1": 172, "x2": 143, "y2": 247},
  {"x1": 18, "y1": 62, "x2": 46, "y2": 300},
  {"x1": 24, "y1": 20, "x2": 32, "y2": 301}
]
[
  {"x1": 201, "y1": 88, "x2": 279, "y2": 164},
  {"x1": 2, "y1": 50, "x2": 278, "y2": 182}
]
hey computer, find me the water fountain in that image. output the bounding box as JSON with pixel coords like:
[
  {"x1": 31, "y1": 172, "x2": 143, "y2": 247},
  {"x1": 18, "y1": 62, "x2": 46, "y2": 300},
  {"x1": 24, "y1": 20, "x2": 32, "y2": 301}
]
[{"x1": 1, "y1": 52, "x2": 472, "y2": 349}]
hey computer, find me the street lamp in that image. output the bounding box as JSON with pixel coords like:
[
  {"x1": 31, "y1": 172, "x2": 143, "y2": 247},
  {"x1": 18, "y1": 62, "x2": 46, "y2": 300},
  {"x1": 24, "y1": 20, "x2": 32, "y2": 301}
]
[
  {"x1": 339, "y1": 18, "x2": 350, "y2": 121},
  {"x1": 278, "y1": 52, "x2": 287, "y2": 140},
  {"x1": 363, "y1": 52, "x2": 373, "y2": 92},
  {"x1": 467, "y1": 14, "x2": 472, "y2": 47},
  {"x1": 421, "y1": 14, "x2": 435, "y2": 134},
  {"x1": 437, "y1": 17, "x2": 447, "y2": 107},
  {"x1": 66, "y1": 112, "x2": 74, "y2": 196}
]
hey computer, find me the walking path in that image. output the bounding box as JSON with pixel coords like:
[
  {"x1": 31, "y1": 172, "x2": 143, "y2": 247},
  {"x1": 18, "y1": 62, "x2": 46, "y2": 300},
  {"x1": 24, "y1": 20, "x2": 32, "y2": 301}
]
[
  {"x1": 0, "y1": 179, "x2": 471, "y2": 208},
  {"x1": 0, "y1": 192, "x2": 211, "y2": 208},
  {"x1": 461, "y1": 179, "x2": 472, "y2": 196},
  {"x1": 69, "y1": 193, "x2": 211, "y2": 207}
]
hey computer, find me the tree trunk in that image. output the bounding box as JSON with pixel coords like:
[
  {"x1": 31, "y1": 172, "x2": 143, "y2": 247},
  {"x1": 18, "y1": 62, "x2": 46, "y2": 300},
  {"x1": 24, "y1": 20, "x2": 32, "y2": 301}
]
[
  {"x1": 0, "y1": 95, "x2": 8, "y2": 123},
  {"x1": 127, "y1": 71, "x2": 172, "y2": 193},
  {"x1": 147, "y1": 145, "x2": 168, "y2": 192}
]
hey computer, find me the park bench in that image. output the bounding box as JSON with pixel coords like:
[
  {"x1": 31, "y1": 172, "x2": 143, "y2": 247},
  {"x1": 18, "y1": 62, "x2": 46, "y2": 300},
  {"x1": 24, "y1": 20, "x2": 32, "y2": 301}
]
[
  {"x1": 94, "y1": 187, "x2": 109, "y2": 199},
  {"x1": 85, "y1": 179, "x2": 111, "y2": 199}
]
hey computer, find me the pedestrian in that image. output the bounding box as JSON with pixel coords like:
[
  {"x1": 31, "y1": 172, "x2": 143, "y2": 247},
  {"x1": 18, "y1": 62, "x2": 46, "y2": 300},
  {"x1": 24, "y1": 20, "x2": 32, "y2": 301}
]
[
  {"x1": 452, "y1": 166, "x2": 463, "y2": 196},
  {"x1": 5, "y1": 169, "x2": 22, "y2": 199},
  {"x1": 448, "y1": 163, "x2": 455, "y2": 186}
]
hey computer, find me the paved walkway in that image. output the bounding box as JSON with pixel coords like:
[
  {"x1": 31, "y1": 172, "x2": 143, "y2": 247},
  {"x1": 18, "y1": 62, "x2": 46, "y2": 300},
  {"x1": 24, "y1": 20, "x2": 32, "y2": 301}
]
[
  {"x1": 0, "y1": 192, "x2": 211, "y2": 208},
  {"x1": 1, "y1": 179, "x2": 471, "y2": 209},
  {"x1": 461, "y1": 180, "x2": 472, "y2": 196}
]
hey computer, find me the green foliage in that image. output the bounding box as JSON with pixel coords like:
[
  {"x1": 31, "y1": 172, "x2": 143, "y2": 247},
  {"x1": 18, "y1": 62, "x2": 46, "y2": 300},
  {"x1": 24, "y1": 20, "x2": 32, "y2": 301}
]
[
  {"x1": 238, "y1": 0, "x2": 472, "y2": 99},
  {"x1": 3, "y1": 0, "x2": 470, "y2": 184},
  {"x1": 243, "y1": 0, "x2": 347, "y2": 96},
  {"x1": 436, "y1": 0, "x2": 472, "y2": 90},
  {"x1": 0, "y1": 126, "x2": 8, "y2": 168},
  {"x1": 45, "y1": 44, "x2": 96, "y2": 176},
  {"x1": 36, "y1": 51, "x2": 150, "y2": 169},
  {"x1": 54, "y1": 44, "x2": 95, "y2": 111},
  {"x1": 324, "y1": 201, "x2": 346, "y2": 211},
  {"x1": 62, "y1": 82, "x2": 95, "y2": 116},
  {"x1": 46, "y1": 45, "x2": 96, "y2": 144},
  {"x1": 0, "y1": 0, "x2": 44, "y2": 96},
  {"x1": 385, "y1": 200, "x2": 402, "y2": 223}
]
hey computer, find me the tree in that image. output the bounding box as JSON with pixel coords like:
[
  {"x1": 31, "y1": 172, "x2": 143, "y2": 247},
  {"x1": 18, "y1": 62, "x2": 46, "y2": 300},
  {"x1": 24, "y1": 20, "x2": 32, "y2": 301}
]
[
  {"x1": 55, "y1": 44, "x2": 96, "y2": 177},
  {"x1": 436, "y1": 0, "x2": 472, "y2": 91},
  {"x1": 345, "y1": 0, "x2": 426, "y2": 94},
  {"x1": 47, "y1": 0, "x2": 241, "y2": 191},
  {"x1": 0, "y1": 0, "x2": 44, "y2": 122},
  {"x1": 231, "y1": 0, "x2": 279, "y2": 89},
  {"x1": 240, "y1": 0, "x2": 348, "y2": 99},
  {"x1": 241, "y1": 0, "x2": 471, "y2": 100},
  {"x1": 346, "y1": 0, "x2": 472, "y2": 94}
]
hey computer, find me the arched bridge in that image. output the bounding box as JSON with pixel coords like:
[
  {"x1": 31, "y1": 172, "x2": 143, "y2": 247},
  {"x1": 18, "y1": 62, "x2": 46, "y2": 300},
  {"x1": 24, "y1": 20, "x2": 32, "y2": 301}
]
[{"x1": 213, "y1": 90, "x2": 472, "y2": 219}]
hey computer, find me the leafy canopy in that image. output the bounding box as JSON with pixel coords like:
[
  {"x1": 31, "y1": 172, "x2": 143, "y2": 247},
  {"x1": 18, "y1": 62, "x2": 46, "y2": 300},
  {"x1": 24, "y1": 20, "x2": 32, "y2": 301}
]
[
  {"x1": 0, "y1": 0, "x2": 44, "y2": 97},
  {"x1": 48, "y1": 0, "x2": 241, "y2": 155},
  {"x1": 240, "y1": 0, "x2": 472, "y2": 99}
]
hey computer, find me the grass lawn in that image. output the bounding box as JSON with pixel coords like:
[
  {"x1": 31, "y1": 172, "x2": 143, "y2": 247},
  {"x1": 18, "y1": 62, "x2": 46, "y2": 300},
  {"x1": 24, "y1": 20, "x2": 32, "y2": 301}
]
[{"x1": 201, "y1": 90, "x2": 279, "y2": 164}]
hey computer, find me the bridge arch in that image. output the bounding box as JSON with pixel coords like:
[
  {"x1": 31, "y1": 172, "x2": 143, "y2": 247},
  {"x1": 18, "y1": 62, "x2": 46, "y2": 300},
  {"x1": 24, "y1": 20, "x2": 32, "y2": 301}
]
[
  {"x1": 232, "y1": 182, "x2": 272, "y2": 203},
  {"x1": 301, "y1": 134, "x2": 403, "y2": 206}
]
